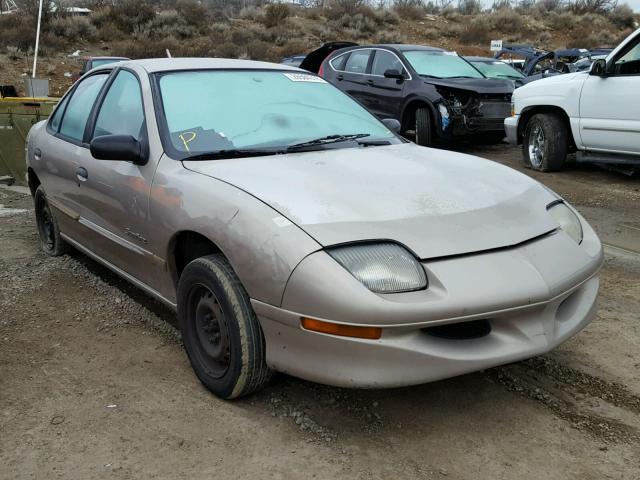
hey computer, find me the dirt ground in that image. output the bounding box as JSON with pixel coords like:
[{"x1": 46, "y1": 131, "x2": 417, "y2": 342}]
[{"x1": 1, "y1": 145, "x2": 639, "y2": 480}]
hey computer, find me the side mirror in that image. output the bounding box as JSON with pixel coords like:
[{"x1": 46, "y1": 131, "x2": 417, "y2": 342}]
[
  {"x1": 90, "y1": 135, "x2": 146, "y2": 164},
  {"x1": 590, "y1": 58, "x2": 607, "y2": 77},
  {"x1": 382, "y1": 118, "x2": 401, "y2": 133},
  {"x1": 384, "y1": 69, "x2": 405, "y2": 81}
]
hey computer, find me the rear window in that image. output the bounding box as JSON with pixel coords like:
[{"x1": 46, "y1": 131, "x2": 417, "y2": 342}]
[{"x1": 330, "y1": 53, "x2": 349, "y2": 71}]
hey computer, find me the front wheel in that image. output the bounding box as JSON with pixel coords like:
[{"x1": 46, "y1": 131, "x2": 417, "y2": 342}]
[
  {"x1": 522, "y1": 113, "x2": 568, "y2": 171},
  {"x1": 414, "y1": 107, "x2": 433, "y2": 146},
  {"x1": 177, "y1": 254, "x2": 272, "y2": 399}
]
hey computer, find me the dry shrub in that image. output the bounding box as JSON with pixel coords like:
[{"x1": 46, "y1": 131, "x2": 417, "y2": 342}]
[
  {"x1": 393, "y1": 0, "x2": 426, "y2": 19},
  {"x1": 245, "y1": 39, "x2": 270, "y2": 60},
  {"x1": 326, "y1": 0, "x2": 375, "y2": 18},
  {"x1": 107, "y1": 0, "x2": 155, "y2": 34},
  {"x1": 238, "y1": 6, "x2": 264, "y2": 22},
  {"x1": 0, "y1": 14, "x2": 36, "y2": 51},
  {"x1": 609, "y1": 4, "x2": 636, "y2": 28},
  {"x1": 48, "y1": 16, "x2": 97, "y2": 41},
  {"x1": 263, "y1": 3, "x2": 290, "y2": 28},
  {"x1": 374, "y1": 8, "x2": 401, "y2": 24},
  {"x1": 490, "y1": 8, "x2": 525, "y2": 33},
  {"x1": 459, "y1": 19, "x2": 492, "y2": 44},
  {"x1": 175, "y1": 0, "x2": 211, "y2": 32},
  {"x1": 547, "y1": 11, "x2": 577, "y2": 30},
  {"x1": 567, "y1": 28, "x2": 617, "y2": 47},
  {"x1": 457, "y1": 0, "x2": 482, "y2": 15},
  {"x1": 374, "y1": 30, "x2": 407, "y2": 43}
]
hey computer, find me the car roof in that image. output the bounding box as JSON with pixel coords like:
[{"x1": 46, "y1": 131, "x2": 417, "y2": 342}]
[
  {"x1": 366, "y1": 44, "x2": 444, "y2": 52},
  {"x1": 88, "y1": 56, "x2": 130, "y2": 61},
  {"x1": 101, "y1": 58, "x2": 302, "y2": 73}
]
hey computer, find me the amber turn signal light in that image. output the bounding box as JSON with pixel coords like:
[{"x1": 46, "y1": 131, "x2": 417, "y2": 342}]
[{"x1": 301, "y1": 317, "x2": 382, "y2": 340}]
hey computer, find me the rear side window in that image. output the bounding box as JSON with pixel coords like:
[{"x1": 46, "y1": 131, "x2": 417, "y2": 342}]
[
  {"x1": 371, "y1": 50, "x2": 403, "y2": 76},
  {"x1": 49, "y1": 94, "x2": 69, "y2": 132},
  {"x1": 344, "y1": 50, "x2": 371, "y2": 74},
  {"x1": 330, "y1": 53, "x2": 349, "y2": 71},
  {"x1": 93, "y1": 70, "x2": 145, "y2": 140},
  {"x1": 59, "y1": 73, "x2": 108, "y2": 142}
]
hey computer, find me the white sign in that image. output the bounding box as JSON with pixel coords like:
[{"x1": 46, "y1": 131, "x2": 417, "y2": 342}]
[
  {"x1": 490, "y1": 40, "x2": 503, "y2": 52},
  {"x1": 283, "y1": 73, "x2": 326, "y2": 83}
]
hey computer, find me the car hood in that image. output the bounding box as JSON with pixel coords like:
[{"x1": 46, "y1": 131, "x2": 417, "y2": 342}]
[
  {"x1": 184, "y1": 143, "x2": 559, "y2": 260},
  {"x1": 422, "y1": 77, "x2": 514, "y2": 95}
]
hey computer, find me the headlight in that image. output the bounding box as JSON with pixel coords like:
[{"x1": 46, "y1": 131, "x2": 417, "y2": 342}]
[
  {"x1": 327, "y1": 242, "x2": 427, "y2": 293},
  {"x1": 438, "y1": 104, "x2": 450, "y2": 131},
  {"x1": 548, "y1": 202, "x2": 583, "y2": 244}
]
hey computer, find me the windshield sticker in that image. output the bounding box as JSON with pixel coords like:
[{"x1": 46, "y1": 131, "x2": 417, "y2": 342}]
[{"x1": 283, "y1": 73, "x2": 326, "y2": 83}]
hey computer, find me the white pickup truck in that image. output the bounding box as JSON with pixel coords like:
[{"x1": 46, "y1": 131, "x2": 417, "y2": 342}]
[{"x1": 505, "y1": 27, "x2": 640, "y2": 172}]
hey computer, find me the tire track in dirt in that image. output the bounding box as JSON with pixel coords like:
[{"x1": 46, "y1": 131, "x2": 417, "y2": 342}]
[{"x1": 488, "y1": 356, "x2": 640, "y2": 444}]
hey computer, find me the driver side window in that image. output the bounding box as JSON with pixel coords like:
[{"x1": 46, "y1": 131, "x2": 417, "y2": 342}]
[
  {"x1": 614, "y1": 41, "x2": 640, "y2": 76},
  {"x1": 93, "y1": 70, "x2": 145, "y2": 140}
]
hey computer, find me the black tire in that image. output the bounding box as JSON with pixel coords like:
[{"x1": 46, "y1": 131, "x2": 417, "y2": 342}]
[
  {"x1": 34, "y1": 186, "x2": 67, "y2": 256},
  {"x1": 415, "y1": 107, "x2": 432, "y2": 146},
  {"x1": 522, "y1": 113, "x2": 568, "y2": 172},
  {"x1": 177, "y1": 254, "x2": 272, "y2": 399}
]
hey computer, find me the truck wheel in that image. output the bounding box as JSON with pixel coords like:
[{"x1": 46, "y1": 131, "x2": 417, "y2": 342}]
[
  {"x1": 177, "y1": 254, "x2": 272, "y2": 399},
  {"x1": 415, "y1": 107, "x2": 432, "y2": 146},
  {"x1": 522, "y1": 113, "x2": 568, "y2": 171},
  {"x1": 34, "y1": 186, "x2": 67, "y2": 256}
]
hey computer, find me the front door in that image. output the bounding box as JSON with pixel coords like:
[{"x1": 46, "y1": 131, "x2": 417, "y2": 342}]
[
  {"x1": 74, "y1": 69, "x2": 162, "y2": 290},
  {"x1": 366, "y1": 49, "x2": 407, "y2": 119},
  {"x1": 579, "y1": 33, "x2": 640, "y2": 155}
]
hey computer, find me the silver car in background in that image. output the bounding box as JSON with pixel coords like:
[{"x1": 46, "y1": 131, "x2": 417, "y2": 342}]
[{"x1": 26, "y1": 59, "x2": 603, "y2": 399}]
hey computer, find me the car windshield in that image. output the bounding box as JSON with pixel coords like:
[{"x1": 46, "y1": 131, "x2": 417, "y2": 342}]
[
  {"x1": 403, "y1": 51, "x2": 484, "y2": 79},
  {"x1": 156, "y1": 70, "x2": 396, "y2": 157},
  {"x1": 469, "y1": 60, "x2": 524, "y2": 79}
]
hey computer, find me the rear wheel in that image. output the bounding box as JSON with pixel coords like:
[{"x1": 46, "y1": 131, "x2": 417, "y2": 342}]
[
  {"x1": 34, "y1": 186, "x2": 67, "y2": 256},
  {"x1": 522, "y1": 113, "x2": 568, "y2": 171},
  {"x1": 415, "y1": 107, "x2": 433, "y2": 146},
  {"x1": 177, "y1": 254, "x2": 272, "y2": 399}
]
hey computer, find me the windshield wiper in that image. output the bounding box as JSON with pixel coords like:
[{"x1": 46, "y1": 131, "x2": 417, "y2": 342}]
[
  {"x1": 182, "y1": 148, "x2": 284, "y2": 161},
  {"x1": 286, "y1": 133, "x2": 371, "y2": 151}
]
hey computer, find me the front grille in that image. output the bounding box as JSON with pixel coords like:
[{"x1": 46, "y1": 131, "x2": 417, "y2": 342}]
[
  {"x1": 479, "y1": 101, "x2": 511, "y2": 119},
  {"x1": 422, "y1": 319, "x2": 492, "y2": 340}
]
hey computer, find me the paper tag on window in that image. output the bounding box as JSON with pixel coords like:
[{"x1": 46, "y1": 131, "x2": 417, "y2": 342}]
[{"x1": 283, "y1": 73, "x2": 326, "y2": 83}]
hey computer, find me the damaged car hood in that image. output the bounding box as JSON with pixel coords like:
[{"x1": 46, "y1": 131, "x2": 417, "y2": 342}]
[
  {"x1": 184, "y1": 144, "x2": 559, "y2": 259},
  {"x1": 422, "y1": 77, "x2": 514, "y2": 94}
]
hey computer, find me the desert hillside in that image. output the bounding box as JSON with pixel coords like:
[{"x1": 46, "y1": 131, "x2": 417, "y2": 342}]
[{"x1": 1, "y1": 0, "x2": 637, "y2": 97}]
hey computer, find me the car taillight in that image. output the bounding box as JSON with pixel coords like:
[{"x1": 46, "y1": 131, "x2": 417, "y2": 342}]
[{"x1": 318, "y1": 62, "x2": 325, "y2": 77}]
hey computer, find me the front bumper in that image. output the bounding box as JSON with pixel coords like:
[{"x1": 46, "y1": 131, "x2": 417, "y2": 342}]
[
  {"x1": 505, "y1": 114, "x2": 520, "y2": 145},
  {"x1": 254, "y1": 274, "x2": 598, "y2": 388},
  {"x1": 253, "y1": 220, "x2": 603, "y2": 388}
]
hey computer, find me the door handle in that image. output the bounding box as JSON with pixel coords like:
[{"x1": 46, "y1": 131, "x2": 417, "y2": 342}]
[
  {"x1": 336, "y1": 74, "x2": 344, "y2": 81},
  {"x1": 366, "y1": 79, "x2": 374, "y2": 86},
  {"x1": 76, "y1": 166, "x2": 88, "y2": 182}
]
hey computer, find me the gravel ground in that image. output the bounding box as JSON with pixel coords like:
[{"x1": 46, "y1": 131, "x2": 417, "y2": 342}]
[{"x1": 1, "y1": 145, "x2": 639, "y2": 480}]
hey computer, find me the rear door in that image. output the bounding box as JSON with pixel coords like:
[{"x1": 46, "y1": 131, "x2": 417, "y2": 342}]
[
  {"x1": 366, "y1": 49, "x2": 407, "y2": 119},
  {"x1": 337, "y1": 49, "x2": 374, "y2": 106},
  {"x1": 38, "y1": 72, "x2": 110, "y2": 241},
  {"x1": 579, "y1": 34, "x2": 640, "y2": 155}
]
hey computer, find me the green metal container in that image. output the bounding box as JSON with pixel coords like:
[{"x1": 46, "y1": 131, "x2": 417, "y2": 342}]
[{"x1": 0, "y1": 97, "x2": 58, "y2": 185}]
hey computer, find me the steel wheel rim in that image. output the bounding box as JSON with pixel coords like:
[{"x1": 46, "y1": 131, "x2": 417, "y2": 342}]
[
  {"x1": 188, "y1": 284, "x2": 230, "y2": 378},
  {"x1": 528, "y1": 124, "x2": 545, "y2": 168},
  {"x1": 37, "y1": 197, "x2": 55, "y2": 251}
]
